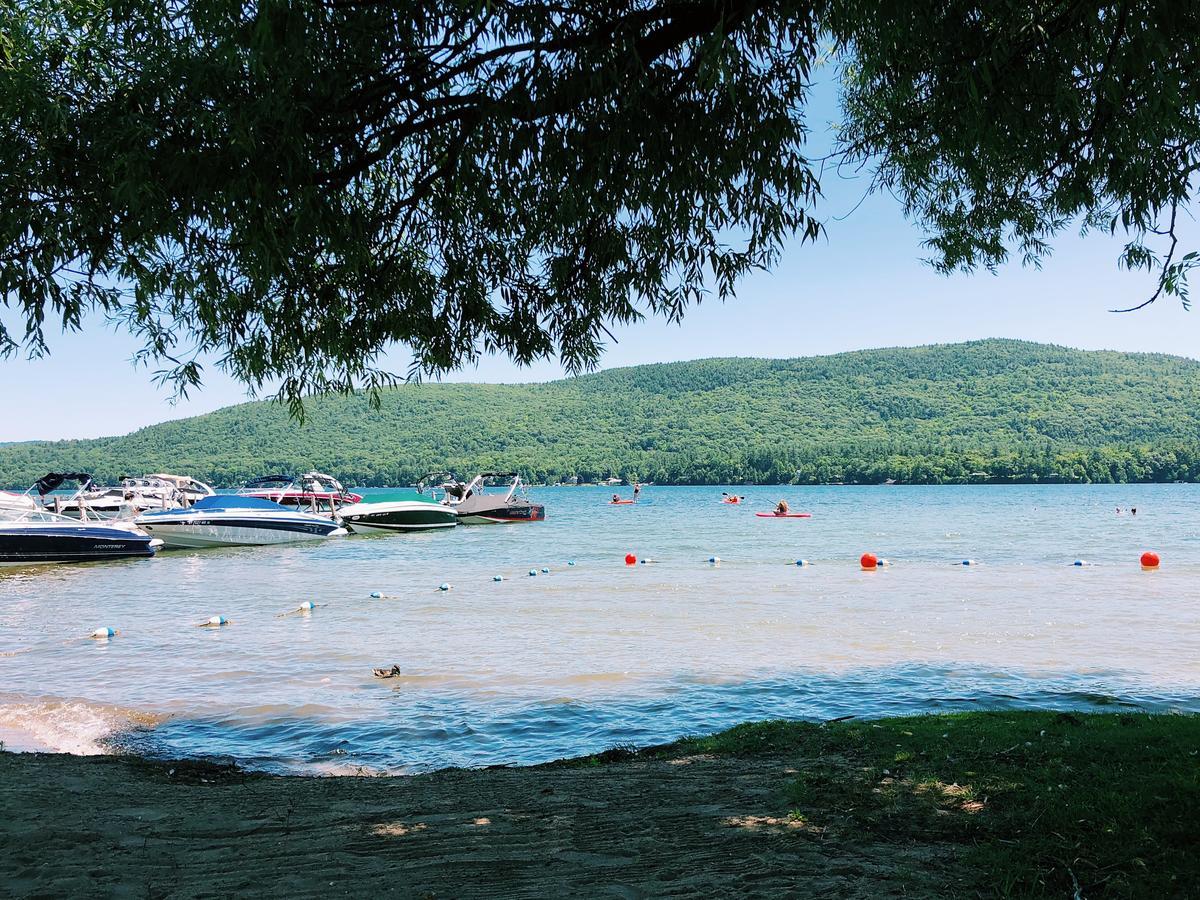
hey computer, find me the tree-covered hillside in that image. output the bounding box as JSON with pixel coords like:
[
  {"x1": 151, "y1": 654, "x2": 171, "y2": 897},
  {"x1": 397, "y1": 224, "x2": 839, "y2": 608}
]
[{"x1": 4, "y1": 340, "x2": 1200, "y2": 487}]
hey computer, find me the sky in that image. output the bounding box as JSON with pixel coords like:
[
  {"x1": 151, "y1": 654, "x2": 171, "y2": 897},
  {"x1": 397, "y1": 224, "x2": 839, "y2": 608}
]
[{"x1": 2, "y1": 76, "x2": 1197, "y2": 442}]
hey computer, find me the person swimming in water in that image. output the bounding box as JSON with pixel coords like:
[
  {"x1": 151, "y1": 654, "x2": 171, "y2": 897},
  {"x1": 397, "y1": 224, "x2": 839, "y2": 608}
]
[{"x1": 775, "y1": 499, "x2": 789, "y2": 515}]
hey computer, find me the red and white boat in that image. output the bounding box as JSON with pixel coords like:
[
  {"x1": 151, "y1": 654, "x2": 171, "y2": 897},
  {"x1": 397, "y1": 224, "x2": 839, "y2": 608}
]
[{"x1": 239, "y1": 473, "x2": 361, "y2": 511}]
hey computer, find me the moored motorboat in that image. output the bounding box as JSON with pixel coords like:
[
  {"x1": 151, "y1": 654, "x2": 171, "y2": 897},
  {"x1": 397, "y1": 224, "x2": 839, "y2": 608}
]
[
  {"x1": 0, "y1": 515, "x2": 162, "y2": 566},
  {"x1": 54, "y1": 473, "x2": 215, "y2": 520},
  {"x1": 239, "y1": 473, "x2": 362, "y2": 511},
  {"x1": 0, "y1": 474, "x2": 161, "y2": 566},
  {"x1": 138, "y1": 474, "x2": 215, "y2": 505},
  {"x1": 420, "y1": 472, "x2": 545, "y2": 524},
  {"x1": 135, "y1": 494, "x2": 347, "y2": 548},
  {"x1": 337, "y1": 490, "x2": 459, "y2": 534}
]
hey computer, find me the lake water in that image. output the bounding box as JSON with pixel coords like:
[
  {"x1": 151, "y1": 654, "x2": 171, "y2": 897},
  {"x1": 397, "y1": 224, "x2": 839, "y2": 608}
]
[{"x1": 1, "y1": 485, "x2": 1198, "y2": 773}]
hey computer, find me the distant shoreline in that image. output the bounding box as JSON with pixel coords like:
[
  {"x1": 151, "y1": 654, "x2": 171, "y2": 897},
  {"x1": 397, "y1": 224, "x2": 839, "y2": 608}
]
[{"x1": 8, "y1": 480, "x2": 1200, "y2": 492}]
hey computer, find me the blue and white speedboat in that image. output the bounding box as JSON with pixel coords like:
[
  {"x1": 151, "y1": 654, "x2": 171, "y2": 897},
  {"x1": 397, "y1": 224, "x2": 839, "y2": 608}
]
[
  {"x1": 0, "y1": 474, "x2": 162, "y2": 566},
  {"x1": 135, "y1": 494, "x2": 347, "y2": 549}
]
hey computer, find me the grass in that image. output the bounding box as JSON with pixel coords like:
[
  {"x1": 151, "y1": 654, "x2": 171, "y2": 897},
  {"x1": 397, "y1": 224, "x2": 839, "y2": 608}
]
[{"x1": 566, "y1": 711, "x2": 1200, "y2": 897}]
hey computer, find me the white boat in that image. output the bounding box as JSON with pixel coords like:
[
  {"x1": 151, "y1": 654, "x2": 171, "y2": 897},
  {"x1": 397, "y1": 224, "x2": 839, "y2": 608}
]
[
  {"x1": 134, "y1": 494, "x2": 347, "y2": 548},
  {"x1": 54, "y1": 473, "x2": 215, "y2": 520},
  {"x1": 141, "y1": 474, "x2": 216, "y2": 505}
]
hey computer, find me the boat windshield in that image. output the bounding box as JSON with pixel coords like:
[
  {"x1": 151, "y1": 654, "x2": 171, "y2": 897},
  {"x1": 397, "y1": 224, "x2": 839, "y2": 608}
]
[
  {"x1": 238, "y1": 476, "x2": 296, "y2": 499},
  {"x1": 1, "y1": 507, "x2": 84, "y2": 525},
  {"x1": 299, "y1": 473, "x2": 346, "y2": 494}
]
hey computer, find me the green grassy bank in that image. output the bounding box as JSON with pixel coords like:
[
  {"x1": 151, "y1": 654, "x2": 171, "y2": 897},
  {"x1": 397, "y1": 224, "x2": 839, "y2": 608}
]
[{"x1": 566, "y1": 710, "x2": 1200, "y2": 896}]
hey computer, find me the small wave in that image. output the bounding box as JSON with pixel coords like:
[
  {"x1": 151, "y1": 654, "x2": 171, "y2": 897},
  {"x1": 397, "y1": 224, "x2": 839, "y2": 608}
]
[
  {"x1": 0, "y1": 697, "x2": 164, "y2": 755},
  {"x1": 554, "y1": 672, "x2": 644, "y2": 687}
]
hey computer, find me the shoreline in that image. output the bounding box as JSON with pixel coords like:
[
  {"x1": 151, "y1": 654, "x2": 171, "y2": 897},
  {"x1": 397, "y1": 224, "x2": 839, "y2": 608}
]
[{"x1": 2, "y1": 710, "x2": 1195, "y2": 897}]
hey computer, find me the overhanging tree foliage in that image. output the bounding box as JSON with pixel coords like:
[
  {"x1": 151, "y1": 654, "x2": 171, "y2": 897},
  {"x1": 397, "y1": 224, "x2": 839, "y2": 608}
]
[
  {"x1": 832, "y1": 1, "x2": 1200, "y2": 308},
  {"x1": 2, "y1": 1, "x2": 1197, "y2": 409}
]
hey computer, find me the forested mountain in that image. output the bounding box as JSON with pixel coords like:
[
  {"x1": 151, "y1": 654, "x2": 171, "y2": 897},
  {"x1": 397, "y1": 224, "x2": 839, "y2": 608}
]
[{"x1": 4, "y1": 340, "x2": 1200, "y2": 487}]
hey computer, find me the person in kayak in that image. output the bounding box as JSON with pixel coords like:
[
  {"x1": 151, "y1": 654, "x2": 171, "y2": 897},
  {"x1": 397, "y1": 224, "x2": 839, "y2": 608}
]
[{"x1": 775, "y1": 499, "x2": 790, "y2": 515}]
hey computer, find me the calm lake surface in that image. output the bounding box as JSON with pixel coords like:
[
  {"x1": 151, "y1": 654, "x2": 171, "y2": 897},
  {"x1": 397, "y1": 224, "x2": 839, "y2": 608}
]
[{"x1": 1, "y1": 484, "x2": 1198, "y2": 773}]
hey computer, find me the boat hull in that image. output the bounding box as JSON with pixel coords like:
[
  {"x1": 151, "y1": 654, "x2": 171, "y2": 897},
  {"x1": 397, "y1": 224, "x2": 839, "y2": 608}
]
[
  {"x1": 340, "y1": 500, "x2": 458, "y2": 534},
  {"x1": 0, "y1": 525, "x2": 160, "y2": 566},
  {"x1": 137, "y1": 516, "x2": 346, "y2": 548},
  {"x1": 455, "y1": 503, "x2": 546, "y2": 525}
]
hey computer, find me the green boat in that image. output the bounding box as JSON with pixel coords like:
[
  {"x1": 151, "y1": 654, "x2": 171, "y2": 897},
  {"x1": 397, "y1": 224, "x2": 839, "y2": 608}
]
[{"x1": 337, "y1": 491, "x2": 458, "y2": 534}]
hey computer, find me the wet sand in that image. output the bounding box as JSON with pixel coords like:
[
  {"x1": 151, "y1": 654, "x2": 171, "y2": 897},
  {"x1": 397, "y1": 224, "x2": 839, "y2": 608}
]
[{"x1": 0, "y1": 748, "x2": 955, "y2": 897}]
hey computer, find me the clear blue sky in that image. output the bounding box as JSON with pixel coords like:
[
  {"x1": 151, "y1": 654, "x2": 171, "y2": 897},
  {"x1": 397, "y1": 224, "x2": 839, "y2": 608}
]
[{"x1": 2, "y1": 75, "x2": 1197, "y2": 442}]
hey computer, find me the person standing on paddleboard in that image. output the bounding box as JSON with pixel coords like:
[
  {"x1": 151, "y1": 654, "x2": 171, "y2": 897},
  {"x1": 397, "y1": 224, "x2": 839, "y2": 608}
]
[{"x1": 633, "y1": 482, "x2": 641, "y2": 501}]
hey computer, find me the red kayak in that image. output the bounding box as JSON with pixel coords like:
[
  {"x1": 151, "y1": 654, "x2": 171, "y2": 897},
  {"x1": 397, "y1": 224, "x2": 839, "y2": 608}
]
[{"x1": 755, "y1": 511, "x2": 812, "y2": 518}]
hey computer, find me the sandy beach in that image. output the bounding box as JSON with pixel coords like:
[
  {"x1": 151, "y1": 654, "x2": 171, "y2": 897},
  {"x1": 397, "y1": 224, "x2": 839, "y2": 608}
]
[
  {"x1": 0, "y1": 748, "x2": 950, "y2": 898},
  {"x1": 4, "y1": 711, "x2": 1196, "y2": 898}
]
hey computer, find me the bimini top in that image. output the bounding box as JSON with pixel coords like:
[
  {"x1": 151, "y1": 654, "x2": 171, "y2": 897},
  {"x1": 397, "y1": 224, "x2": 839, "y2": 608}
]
[
  {"x1": 34, "y1": 472, "x2": 94, "y2": 496},
  {"x1": 142, "y1": 494, "x2": 290, "y2": 515},
  {"x1": 243, "y1": 475, "x2": 293, "y2": 488}
]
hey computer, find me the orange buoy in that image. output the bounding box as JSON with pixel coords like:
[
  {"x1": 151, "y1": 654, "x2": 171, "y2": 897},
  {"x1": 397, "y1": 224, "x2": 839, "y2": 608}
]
[
  {"x1": 860, "y1": 552, "x2": 878, "y2": 570},
  {"x1": 624, "y1": 553, "x2": 637, "y2": 566},
  {"x1": 1140, "y1": 551, "x2": 1160, "y2": 570}
]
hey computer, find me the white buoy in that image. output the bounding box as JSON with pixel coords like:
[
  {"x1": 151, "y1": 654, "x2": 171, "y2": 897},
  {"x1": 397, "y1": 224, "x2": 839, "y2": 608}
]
[
  {"x1": 91, "y1": 627, "x2": 117, "y2": 639},
  {"x1": 567, "y1": 561, "x2": 576, "y2": 566},
  {"x1": 439, "y1": 583, "x2": 451, "y2": 591},
  {"x1": 277, "y1": 601, "x2": 318, "y2": 618},
  {"x1": 541, "y1": 567, "x2": 550, "y2": 574},
  {"x1": 529, "y1": 569, "x2": 537, "y2": 576},
  {"x1": 493, "y1": 575, "x2": 504, "y2": 582},
  {"x1": 370, "y1": 591, "x2": 382, "y2": 598}
]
